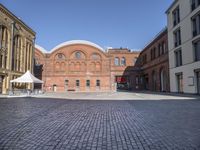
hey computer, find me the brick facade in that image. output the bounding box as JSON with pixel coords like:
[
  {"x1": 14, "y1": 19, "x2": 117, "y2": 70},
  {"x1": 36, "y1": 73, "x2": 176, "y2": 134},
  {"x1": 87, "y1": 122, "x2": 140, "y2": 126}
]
[
  {"x1": 135, "y1": 28, "x2": 170, "y2": 92},
  {"x1": 34, "y1": 40, "x2": 139, "y2": 92}
]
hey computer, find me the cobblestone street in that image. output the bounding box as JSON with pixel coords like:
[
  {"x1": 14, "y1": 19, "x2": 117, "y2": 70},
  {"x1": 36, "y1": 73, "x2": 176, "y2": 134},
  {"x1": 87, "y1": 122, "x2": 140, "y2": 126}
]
[{"x1": 0, "y1": 98, "x2": 200, "y2": 150}]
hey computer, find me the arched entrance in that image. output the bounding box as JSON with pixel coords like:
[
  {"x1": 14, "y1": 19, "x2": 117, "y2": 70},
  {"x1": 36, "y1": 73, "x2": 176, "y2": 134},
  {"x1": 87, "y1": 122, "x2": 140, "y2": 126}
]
[
  {"x1": 160, "y1": 68, "x2": 167, "y2": 92},
  {"x1": 152, "y1": 71, "x2": 156, "y2": 91}
]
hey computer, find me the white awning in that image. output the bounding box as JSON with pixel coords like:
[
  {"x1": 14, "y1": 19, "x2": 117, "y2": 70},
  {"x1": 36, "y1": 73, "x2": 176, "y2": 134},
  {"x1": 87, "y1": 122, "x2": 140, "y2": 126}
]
[{"x1": 10, "y1": 70, "x2": 43, "y2": 84}]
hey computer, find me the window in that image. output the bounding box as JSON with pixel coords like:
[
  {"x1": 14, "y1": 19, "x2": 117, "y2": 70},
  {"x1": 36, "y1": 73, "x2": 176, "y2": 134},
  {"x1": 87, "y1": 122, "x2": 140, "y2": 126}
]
[
  {"x1": 192, "y1": 14, "x2": 200, "y2": 37},
  {"x1": 114, "y1": 57, "x2": 120, "y2": 66},
  {"x1": 76, "y1": 80, "x2": 80, "y2": 87},
  {"x1": 173, "y1": 6, "x2": 180, "y2": 26},
  {"x1": 56, "y1": 53, "x2": 65, "y2": 60},
  {"x1": 175, "y1": 49, "x2": 182, "y2": 67},
  {"x1": 162, "y1": 42, "x2": 166, "y2": 54},
  {"x1": 0, "y1": 26, "x2": 8, "y2": 69},
  {"x1": 174, "y1": 29, "x2": 181, "y2": 47},
  {"x1": 96, "y1": 80, "x2": 100, "y2": 87},
  {"x1": 75, "y1": 52, "x2": 81, "y2": 59},
  {"x1": 193, "y1": 40, "x2": 200, "y2": 61},
  {"x1": 176, "y1": 73, "x2": 183, "y2": 93},
  {"x1": 121, "y1": 57, "x2": 126, "y2": 66},
  {"x1": 86, "y1": 80, "x2": 90, "y2": 87},
  {"x1": 191, "y1": 0, "x2": 200, "y2": 11},
  {"x1": 133, "y1": 57, "x2": 137, "y2": 65},
  {"x1": 136, "y1": 76, "x2": 139, "y2": 85},
  {"x1": 142, "y1": 54, "x2": 147, "y2": 64},
  {"x1": 151, "y1": 48, "x2": 156, "y2": 60},
  {"x1": 65, "y1": 80, "x2": 69, "y2": 86},
  {"x1": 158, "y1": 44, "x2": 162, "y2": 56}
]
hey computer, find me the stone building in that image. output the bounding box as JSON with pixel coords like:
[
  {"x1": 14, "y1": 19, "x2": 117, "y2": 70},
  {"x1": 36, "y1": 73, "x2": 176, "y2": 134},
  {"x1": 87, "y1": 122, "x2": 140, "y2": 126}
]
[
  {"x1": 0, "y1": 4, "x2": 36, "y2": 94},
  {"x1": 135, "y1": 28, "x2": 170, "y2": 92},
  {"x1": 166, "y1": 0, "x2": 200, "y2": 94},
  {"x1": 34, "y1": 40, "x2": 139, "y2": 92}
]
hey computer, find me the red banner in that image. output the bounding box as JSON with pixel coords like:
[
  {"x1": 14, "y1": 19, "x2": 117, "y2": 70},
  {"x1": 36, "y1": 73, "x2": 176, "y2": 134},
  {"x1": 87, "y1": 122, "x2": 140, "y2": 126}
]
[{"x1": 116, "y1": 76, "x2": 127, "y2": 83}]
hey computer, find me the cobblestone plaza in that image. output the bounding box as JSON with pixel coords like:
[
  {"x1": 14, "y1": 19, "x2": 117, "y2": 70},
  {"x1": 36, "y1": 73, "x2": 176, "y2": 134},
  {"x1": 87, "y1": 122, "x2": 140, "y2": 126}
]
[{"x1": 0, "y1": 98, "x2": 200, "y2": 150}]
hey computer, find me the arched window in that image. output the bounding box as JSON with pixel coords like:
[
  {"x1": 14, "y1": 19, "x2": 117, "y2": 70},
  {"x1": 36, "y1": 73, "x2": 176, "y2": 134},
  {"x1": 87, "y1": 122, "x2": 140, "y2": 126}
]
[
  {"x1": 55, "y1": 53, "x2": 66, "y2": 60},
  {"x1": 152, "y1": 71, "x2": 156, "y2": 91},
  {"x1": 121, "y1": 57, "x2": 126, "y2": 66},
  {"x1": 12, "y1": 35, "x2": 22, "y2": 71},
  {"x1": 160, "y1": 68, "x2": 167, "y2": 92},
  {"x1": 0, "y1": 26, "x2": 9, "y2": 69},
  {"x1": 75, "y1": 51, "x2": 81, "y2": 59},
  {"x1": 133, "y1": 57, "x2": 138, "y2": 65},
  {"x1": 114, "y1": 57, "x2": 120, "y2": 66}
]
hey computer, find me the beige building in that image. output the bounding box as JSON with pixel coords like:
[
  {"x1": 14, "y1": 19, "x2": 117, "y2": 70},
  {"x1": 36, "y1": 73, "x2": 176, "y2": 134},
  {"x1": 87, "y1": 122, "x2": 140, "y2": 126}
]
[
  {"x1": 0, "y1": 4, "x2": 36, "y2": 94},
  {"x1": 166, "y1": 0, "x2": 200, "y2": 94}
]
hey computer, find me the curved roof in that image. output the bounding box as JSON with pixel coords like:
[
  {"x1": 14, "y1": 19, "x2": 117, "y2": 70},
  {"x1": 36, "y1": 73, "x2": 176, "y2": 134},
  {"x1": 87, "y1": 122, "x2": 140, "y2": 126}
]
[
  {"x1": 50, "y1": 40, "x2": 105, "y2": 53},
  {"x1": 35, "y1": 44, "x2": 48, "y2": 53}
]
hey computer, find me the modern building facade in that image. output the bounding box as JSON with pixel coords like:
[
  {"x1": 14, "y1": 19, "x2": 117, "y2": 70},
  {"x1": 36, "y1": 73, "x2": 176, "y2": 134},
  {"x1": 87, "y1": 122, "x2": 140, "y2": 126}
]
[
  {"x1": 0, "y1": 4, "x2": 36, "y2": 94},
  {"x1": 34, "y1": 40, "x2": 139, "y2": 92},
  {"x1": 134, "y1": 28, "x2": 170, "y2": 92},
  {"x1": 166, "y1": 0, "x2": 200, "y2": 94}
]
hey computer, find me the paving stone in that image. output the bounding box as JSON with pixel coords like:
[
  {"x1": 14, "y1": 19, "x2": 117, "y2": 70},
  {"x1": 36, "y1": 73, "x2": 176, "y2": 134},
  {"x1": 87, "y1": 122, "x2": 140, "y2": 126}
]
[{"x1": 0, "y1": 98, "x2": 200, "y2": 150}]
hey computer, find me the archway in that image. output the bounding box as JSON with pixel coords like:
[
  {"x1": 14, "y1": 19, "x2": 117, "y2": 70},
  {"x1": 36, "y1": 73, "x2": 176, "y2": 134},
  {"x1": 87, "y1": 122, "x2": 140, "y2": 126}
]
[{"x1": 160, "y1": 68, "x2": 167, "y2": 92}]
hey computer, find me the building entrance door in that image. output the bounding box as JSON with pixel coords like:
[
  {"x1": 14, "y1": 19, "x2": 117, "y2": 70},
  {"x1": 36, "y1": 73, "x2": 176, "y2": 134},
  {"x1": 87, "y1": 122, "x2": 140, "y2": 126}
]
[
  {"x1": 0, "y1": 76, "x2": 3, "y2": 94},
  {"x1": 197, "y1": 72, "x2": 200, "y2": 94},
  {"x1": 53, "y1": 84, "x2": 57, "y2": 92},
  {"x1": 160, "y1": 69, "x2": 167, "y2": 92}
]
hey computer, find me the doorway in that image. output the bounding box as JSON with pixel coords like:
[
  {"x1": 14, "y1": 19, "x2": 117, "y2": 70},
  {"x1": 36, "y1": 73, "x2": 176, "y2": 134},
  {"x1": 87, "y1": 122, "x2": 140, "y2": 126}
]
[
  {"x1": 197, "y1": 72, "x2": 200, "y2": 94},
  {"x1": 160, "y1": 69, "x2": 167, "y2": 92},
  {"x1": 0, "y1": 76, "x2": 3, "y2": 94},
  {"x1": 53, "y1": 84, "x2": 57, "y2": 92}
]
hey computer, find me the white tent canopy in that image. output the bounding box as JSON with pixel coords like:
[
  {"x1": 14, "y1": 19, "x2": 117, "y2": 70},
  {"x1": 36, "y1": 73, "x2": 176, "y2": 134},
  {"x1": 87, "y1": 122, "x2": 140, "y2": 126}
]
[{"x1": 10, "y1": 70, "x2": 43, "y2": 83}]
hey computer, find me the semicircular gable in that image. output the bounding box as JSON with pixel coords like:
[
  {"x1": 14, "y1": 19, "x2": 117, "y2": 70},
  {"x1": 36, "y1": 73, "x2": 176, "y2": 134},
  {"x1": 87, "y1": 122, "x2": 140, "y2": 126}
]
[
  {"x1": 35, "y1": 45, "x2": 48, "y2": 54},
  {"x1": 48, "y1": 40, "x2": 108, "y2": 59}
]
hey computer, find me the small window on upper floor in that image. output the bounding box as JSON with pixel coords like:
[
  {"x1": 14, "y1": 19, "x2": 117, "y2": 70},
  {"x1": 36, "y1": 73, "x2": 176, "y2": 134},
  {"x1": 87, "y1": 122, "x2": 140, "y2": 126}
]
[
  {"x1": 75, "y1": 51, "x2": 81, "y2": 59},
  {"x1": 192, "y1": 13, "x2": 200, "y2": 37},
  {"x1": 133, "y1": 57, "x2": 138, "y2": 65},
  {"x1": 121, "y1": 57, "x2": 126, "y2": 66},
  {"x1": 193, "y1": 40, "x2": 200, "y2": 61},
  {"x1": 174, "y1": 28, "x2": 181, "y2": 48},
  {"x1": 175, "y1": 49, "x2": 182, "y2": 67},
  {"x1": 191, "y1": 0, "x2": 200, "y2": 11},
  {"x1": 114, "y1": 57, "x2": 120, "y2": 66},
  {"x1": 173, "y1": 6, "x2": 180, "y2": 27},
  {"x1": 143, "y1": 54, "x2": 147, "y2": 64},
  {"x1": 151, "y1": 48, "x2": 156, "y2": 60},
  {"x1": 55, "y1": 53, "x2": 65, "y2": 60}
]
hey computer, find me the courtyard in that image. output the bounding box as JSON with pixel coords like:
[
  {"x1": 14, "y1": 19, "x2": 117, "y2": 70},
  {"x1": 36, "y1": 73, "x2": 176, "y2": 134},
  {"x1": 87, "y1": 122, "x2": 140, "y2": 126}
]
[{"x1": 0, "y1": 96, "x2": 200, "y2": 150}]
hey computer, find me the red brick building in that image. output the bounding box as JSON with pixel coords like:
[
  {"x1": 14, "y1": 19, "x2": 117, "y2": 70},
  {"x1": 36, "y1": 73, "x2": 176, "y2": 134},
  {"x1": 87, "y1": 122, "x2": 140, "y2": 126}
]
[
  {"x1": 135, "y1": 28, "x2": 170, "y2": 92},
  {"x1": 34, "y1": 40, "x2": 139, "y2": 92}
]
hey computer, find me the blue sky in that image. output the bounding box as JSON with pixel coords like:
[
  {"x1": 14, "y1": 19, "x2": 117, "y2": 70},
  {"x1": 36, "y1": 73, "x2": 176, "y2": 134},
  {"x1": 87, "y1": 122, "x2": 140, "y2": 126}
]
[{"x1": 1, "y1": 0, "x2": 173, "y2": 51}]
